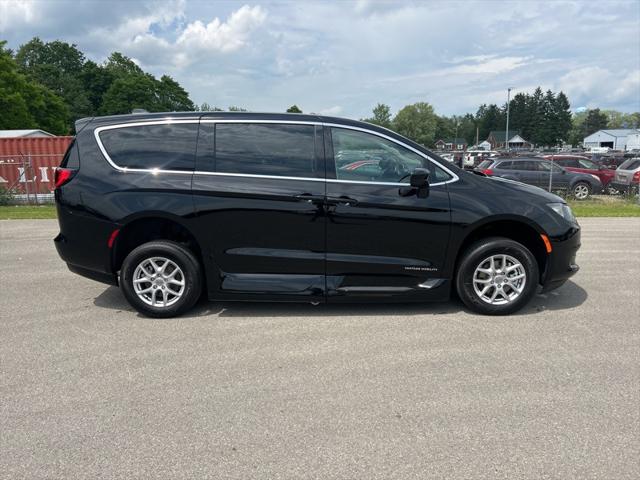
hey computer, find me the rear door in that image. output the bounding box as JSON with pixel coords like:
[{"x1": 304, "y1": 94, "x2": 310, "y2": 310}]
[
  {"x1": 537, "y1": 160, "x2": 569, "y2": 189},
  {"x1": 324, "y1": 125, "x2": 454, "y2": 301},
  {"x1": 191, "y1": 120, "x2": 326, "y2": 302},
  {"x1": 507, "y1": 160, "x2": 540, "y2": 185}
]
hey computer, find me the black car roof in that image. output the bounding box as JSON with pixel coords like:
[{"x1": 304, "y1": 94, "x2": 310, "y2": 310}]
[{"x1": 79, "y1": 111, "x2": 374, "y2": 130}]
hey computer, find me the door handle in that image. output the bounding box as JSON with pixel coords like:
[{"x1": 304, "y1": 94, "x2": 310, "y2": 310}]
[
  {"x1": 327, "y1": 196, "x2": 359, "y2": 206},
  {"x1": 294, "y1": 193, "x2": 325, "y2": 203}
]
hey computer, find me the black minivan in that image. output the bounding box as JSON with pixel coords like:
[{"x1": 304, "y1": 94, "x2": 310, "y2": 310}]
[{"x1": 54, "y1": 112, "x2": 580, "y2": 317}]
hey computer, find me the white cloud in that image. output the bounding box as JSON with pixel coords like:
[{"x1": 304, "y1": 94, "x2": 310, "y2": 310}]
[
  {"x1": 1, "y1": 0, "x2": 639, "y2": 116},
  {"x1": 0, "y1": 0, "x2": 36, "y2": 31},
  {"x1": 176, "y1": 5, "x2": 266, "y2": 55},
  {"x1": 557, "y1": 67, "x2": 640, "y2": 109},
  {"x1": 318, "y1": 106, "x2": 343, "y2": 116},
  {"x1": 449, "y1": 56, "x2": 533, "y2": 75}
]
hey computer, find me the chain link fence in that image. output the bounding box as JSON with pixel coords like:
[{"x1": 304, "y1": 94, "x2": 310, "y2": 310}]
[{"x1": 0, "y1": 153, "x2": 62, "y2": 205}]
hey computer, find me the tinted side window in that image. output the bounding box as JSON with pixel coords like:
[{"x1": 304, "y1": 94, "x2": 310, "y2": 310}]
[
  {"x1": 496, "y1": 161, "x2": 512, "y2": 170},
  {"x1": 557, "y1": 158, "x2": 579, "y2": 168},
  {"x1": 538, "y1": 161, "x2": 563, "y2": 173},
  {"x1": 510, "y1": 161, "x2": 528, "y2": 171},
  {"x1": 332, "y1": 128, "x2": 451, "y2": 183},
  {"x1": 215, "y1": 123, "x2": 318, "y2": 178},
  {"x1": 99, "y1": 123, "x2": 198, "y2": 171}
]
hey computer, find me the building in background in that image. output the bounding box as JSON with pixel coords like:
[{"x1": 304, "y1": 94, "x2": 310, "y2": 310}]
[
  {"x1": 487, "y1": 131, "x2": 532, "y2": 150},
  {"x1": 434, "y1": 138, "x2": 468, "y2": 151},
  {"x1": 0, "y1": 129, "x2": 54, "y2": 138},
  {"x1": 583, "y1": 129, "x2": 640, "y2": 151}
]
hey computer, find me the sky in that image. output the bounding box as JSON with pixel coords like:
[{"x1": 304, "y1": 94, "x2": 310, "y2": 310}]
[{"x1": 1, "y1": 0, "x2": 639, "y2": 118}]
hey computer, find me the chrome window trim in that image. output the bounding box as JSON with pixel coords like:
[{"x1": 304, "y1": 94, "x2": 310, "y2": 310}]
[
  {"x1": 322, "y1": 123, "x2": 459, "y2": 186},
  {"x1": 94, "y1": 119, "x2": 201, "y2": 174},
  {"x1": 93, "y1": 118, "x2": 459, "y2": 186}
]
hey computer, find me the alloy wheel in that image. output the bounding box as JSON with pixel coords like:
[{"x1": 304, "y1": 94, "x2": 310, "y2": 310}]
[
  {"x1": 132, "y1": 257, "x2": 186, "y2": 307},
  {"x1": 573, "y1": 184, "x2": 590, "y2": 199},
  {"x1": 472, "y1": 254, "x2": 527, "y2": 305}
]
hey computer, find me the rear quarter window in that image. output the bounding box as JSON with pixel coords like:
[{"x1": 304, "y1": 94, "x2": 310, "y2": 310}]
[
  {"x1": 495, "y1": 161, "x2": 512, "y2": 170},
  {"x1": 98, "y1": 123, "x2": 198, "y2": 171},
  {"x1": 619, "y1": 159, "x2": 640, "y2": 170},
  {"x1": 477, "y1": 160, "x2": 493, "y2": 169}
]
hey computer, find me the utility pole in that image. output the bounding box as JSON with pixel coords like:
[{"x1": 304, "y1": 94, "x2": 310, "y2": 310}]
[{"x1": 505, "y1": 87, "x2": 512, "y2": 153}]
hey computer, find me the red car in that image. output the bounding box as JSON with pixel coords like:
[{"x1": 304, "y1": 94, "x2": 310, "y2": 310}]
[{"x1": 543, "y1": 155, "x2": 616, "y2": 193}]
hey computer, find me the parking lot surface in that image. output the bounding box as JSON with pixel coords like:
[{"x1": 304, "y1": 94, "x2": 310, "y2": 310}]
[{"x1": 1, "y1": 218, "x2": 639, "y2": 479}]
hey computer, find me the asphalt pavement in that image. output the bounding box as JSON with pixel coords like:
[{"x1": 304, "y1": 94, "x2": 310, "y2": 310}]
[{"x1": 1, "y1": 218, "x2": 639, "y2": 479}]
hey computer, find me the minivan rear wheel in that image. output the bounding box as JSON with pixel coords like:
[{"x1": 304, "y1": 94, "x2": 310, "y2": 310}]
[
  {"x1": 456, "y1": 237, "x2": 539, "y2": 315},
  {"x1": 120, "y1": 240, "x2": 202, "y2": 318}
]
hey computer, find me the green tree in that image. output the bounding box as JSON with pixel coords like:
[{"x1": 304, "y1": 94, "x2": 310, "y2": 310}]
[
  {"x1": 476, "y1": 103, "x2": 505, "y2": 141},
  {"x1": 196, "y1": 102, "x2": 223, "y2": 112},
  {"x1": 156, "y1": 75, "x2": 195, "y2": 111},
  {"x1": 507, "y1": 93, "x2": 528, "y2": 134},
  {"x1": 392, "y1": 102, "x2": 438, "y2": 146},
  {"x1": 0, "y1": 41, "x2": 68, "y2": 134},
  {"x1": 434, "y1": 115, "x2": 455, "y2": 142},
  {"x1": 568, "y1": 108, "x2": 609, "y2": 146},
  {"x1": 537, "y1": 90, "x2": 557, "y2": 147},
  {"x1": 104, "y1": 52, "x2": 144, "y2": 77},
  {"x1": 363, "y1": 103, "x2": 392, "y2": 129},
  {"x1": 583, "y1": 108, "x2": 609, "y2": 136},
  {"x1": 553, "y1": 91, "x2": 572, "y2": 143},
  {"x1": 80, "y1": 60, "x2": 114, "y2": 113},
  {"x1": 15, "y1": 38, "x2": 92, "y2": 123},
  {"x1": 602, "y1": 110, "x2": 640, "y2": 129},
  {"x1": 100, "y1": 74, "x2": 159, "y2": 115},
  {"x1": 286, "y1": 104, "x2": 302, "y2": 113}
]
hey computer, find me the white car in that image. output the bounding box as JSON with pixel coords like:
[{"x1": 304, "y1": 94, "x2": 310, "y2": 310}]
[{"x1": 464, "y1": 150, "x2": 498, "y2": 168}]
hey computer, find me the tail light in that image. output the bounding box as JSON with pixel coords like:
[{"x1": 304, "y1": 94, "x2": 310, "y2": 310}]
[
  {"x1": 482, "y1": 168, "x2": 494, "y2": 175},
  {"x1": 633, "y1": 171, "x2": 640, "y2": 182},
  {"x1": 54, "y1": 167, "x2": 76, "y2": 188}
]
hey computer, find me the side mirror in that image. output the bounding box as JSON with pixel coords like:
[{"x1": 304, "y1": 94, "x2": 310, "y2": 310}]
[{"x1": 400, "y1": 168, "x2": 430, "y2": 198}]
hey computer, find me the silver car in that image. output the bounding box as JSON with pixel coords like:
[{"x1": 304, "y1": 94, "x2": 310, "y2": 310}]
[{"x1": 611, "y1": 158, "x2": 640, "y2": 195}]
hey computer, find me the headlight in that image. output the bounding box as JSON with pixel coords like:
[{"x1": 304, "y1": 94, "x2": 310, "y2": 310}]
[{"x1": 548, "y1": 202, "x2": 576, "y2": 222}]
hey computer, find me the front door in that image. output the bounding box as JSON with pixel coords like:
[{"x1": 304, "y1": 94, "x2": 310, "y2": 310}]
[
  {"x1": 324, "y1": 126, "x2": 453, "y2": 301},
  {"x1": 191, "y1": 120, "x2": 326, "y2": 302}
]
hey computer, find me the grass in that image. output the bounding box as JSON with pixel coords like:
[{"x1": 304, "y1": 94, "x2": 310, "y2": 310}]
[
  {"x1": 567, "y1": 196, "x2": 640, "y2": 217},
  {"x1": 0, "y1": 205, "x2": 57, "y2": 219},
  {"x1": 0, "y1": 196, "x2": 638, "y2": 219}
]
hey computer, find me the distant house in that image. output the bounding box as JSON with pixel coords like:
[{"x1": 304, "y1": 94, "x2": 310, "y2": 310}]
[
  {"x1": 0, "y1": 129, "x2": 55, "y2": 138},
  {"x1": 434, "y1": 137, "x2": 467, "y2": 151},
  {"x1": 487, "y1": 130, "x2": 532, "y2": 150},
  {"x1": 583, "y1": 129, "x2": 640, "y2": 151}
]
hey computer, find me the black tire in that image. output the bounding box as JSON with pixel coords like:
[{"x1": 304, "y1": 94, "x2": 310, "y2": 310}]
[
  {"x1": 120, "y1": 240, "x2": 202, "y2": 318},
  {"x1": 455, "y1": 237, "x2": 539, "y2": 315},
  {"x1": 572, "y1": 181, "x2": 592, "y2": 200}
]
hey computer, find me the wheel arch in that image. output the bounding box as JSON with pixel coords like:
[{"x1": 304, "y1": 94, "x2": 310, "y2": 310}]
[
  {"x1": 111, "y1": 214, "x2": 203, "y2": 276},
  {"x1": 452, "y1": 216, "x2": 548, "y2": 284}
]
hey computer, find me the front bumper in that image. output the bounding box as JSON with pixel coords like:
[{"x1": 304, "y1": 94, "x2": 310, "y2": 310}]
[{"x1": 540, "y1": 224, "x2": 581, "y2": 292}]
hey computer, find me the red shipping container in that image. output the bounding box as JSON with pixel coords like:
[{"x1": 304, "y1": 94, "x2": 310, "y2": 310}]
[{"x1": 0, "y1": 136, "x2": 74, "y2": 193}]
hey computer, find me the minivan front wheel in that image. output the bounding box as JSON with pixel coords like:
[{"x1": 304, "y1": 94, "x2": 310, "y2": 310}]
[
  {"x1": 120, "y1": 240, "x2": 202, "y2": 318},
  {"x1": 456, "y1": 237, "x2": 539, "y2": 315}
]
